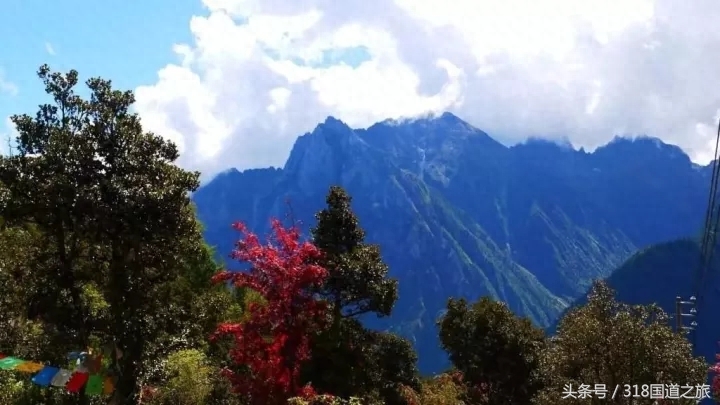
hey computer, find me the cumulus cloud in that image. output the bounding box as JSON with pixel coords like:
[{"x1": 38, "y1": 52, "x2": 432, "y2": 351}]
[{"x1": 134, "y1": 0, "x2": 720, "y2": 179}]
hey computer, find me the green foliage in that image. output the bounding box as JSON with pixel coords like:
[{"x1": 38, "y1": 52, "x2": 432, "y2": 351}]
[
  {"x1": 534, "y1": 280, "x2": 708, "y2": 405},
  {"x1": 438, "y1": 296, "x2": 547, "y2": 405},
  {"x1": 311, "y1": 185, "x2": 398, "y2": 318},
  {"x1": 399, "y1": 373, "x2": 466, "y2": 405},
  {"x1": 144, "y1": 349, "x2": 213, "y2": 405},
  {"x1": 0, "y1": 65, "x2": 224, "y2": 405},
  {"x1": 287, "y1": 395, "x2": 364, "y2": 405},
  {"x1": 302, "y1": 186, "x2": 418, "y2": 404}
]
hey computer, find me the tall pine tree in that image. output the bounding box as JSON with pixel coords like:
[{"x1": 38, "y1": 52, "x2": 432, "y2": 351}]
[
  {"x1": 311, "y1": 186, "x2": 397, "y2": 318},
  {"x1": 302, "y1": 186, "x2": 418, "y2": 404}
]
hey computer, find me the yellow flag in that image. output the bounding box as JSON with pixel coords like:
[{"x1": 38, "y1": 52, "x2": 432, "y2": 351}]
[
  {"x1": 15, "y1": 361, "x2": 44, "y2": 373},
  {"x1": 103, "y1": 376, "x2": 115, "y2": 394}
]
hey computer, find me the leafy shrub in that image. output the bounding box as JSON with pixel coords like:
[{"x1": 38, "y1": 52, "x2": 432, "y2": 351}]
[
  {"x1": 399, "y1": 372, "x2": 466, "y2": 405},
  {"x1": 288, "y1": 394, "x2": 364, "y2": 405}
]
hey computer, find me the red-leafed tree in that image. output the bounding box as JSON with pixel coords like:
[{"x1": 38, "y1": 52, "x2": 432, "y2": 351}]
[{"x1": 211, "y1": 219, "x2": 329, "y2": 405}]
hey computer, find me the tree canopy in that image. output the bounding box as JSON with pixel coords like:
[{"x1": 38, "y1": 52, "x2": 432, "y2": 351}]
[
  {"x1": 0, "y1": 65, "x2": 236, "y2": 405},
  {"x1": 438, "y1": 296, "x2": 547, "y2": 405},
  {"x1": 301, "y1": 186, "x2": 418, "y2": 405},
  {"x1": 533, "y1": 281, "x2": 708, "y2": 405}
]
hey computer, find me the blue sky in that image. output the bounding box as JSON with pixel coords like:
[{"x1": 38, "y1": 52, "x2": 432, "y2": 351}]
[
  {"x1": 0, "y1": 0, "x2": 203, "y2": 150},
  {"x1": 0, "y1": 0, "x2": 371, "y2": 157}
]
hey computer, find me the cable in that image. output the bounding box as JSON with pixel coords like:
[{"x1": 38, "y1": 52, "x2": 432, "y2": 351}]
[
  {"x1": 697, "y1": 120, "x2": 720, "y2": 272},
  {"x1": 692, "y1": 118, "x2": 720, "y2": 346}
]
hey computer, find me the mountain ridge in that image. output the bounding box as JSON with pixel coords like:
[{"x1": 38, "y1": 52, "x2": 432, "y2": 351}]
[{"x1": 193, "y1": 113, "x2": 711, "y2": 373}]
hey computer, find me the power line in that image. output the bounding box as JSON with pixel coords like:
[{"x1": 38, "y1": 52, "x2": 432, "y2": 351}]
[{"x1": 692, "y1": 118, "x2": 720, "y2": 347}]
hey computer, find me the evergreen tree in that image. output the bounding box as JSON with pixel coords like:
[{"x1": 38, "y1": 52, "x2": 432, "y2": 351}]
[
  {"x1": 302, "y1": 186, "x2": 418, "y2": 404},
  {"x1": 0, "y1": 65, "x2": 221, "y2": 405},
  {"x1": 311, "y1": 185, "x2": 398, "y2": 318}
]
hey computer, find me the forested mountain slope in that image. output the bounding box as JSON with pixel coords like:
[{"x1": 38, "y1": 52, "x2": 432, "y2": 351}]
[
  {"x1": 567, "y1": 239, "x2": 720, "y2": 364},
  {"x1": 193, "y1": 113, "x2": 711, "y2": 373}
]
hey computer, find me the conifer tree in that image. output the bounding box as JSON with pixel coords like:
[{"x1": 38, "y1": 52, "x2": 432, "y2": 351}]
[
  {"x1": 302, "y1": 186, "x2": 418, "y2": 404},
  {"x1": 311, "y1": 185, "x2": 398, "y2": 318}
]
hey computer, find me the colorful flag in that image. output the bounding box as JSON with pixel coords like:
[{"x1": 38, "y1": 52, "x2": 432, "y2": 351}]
[
  {"x1": 15, "y1": 361, "x2": 44, "y2": 373},
  {"x1": 50, "y1": 369, "x2": 73, "y2": 387},
  {"x1": 103, "y1": 376, "x2": 115, "y2": 394},
  {"x1": 1, "y1": 350, "x2": 112, "y2": 395},
  {"x1": 85, "y1": 374, "x2": 104, "y2": 395},
  {"x1": 32, "y1": 366, "x2": 60, "y2": 386},
  {"x1": 65, "y1": 372, "x2": 89, "y2": 392},
  {"x1": 0, "y1": 357, "x2": 25, "y2": 370}
]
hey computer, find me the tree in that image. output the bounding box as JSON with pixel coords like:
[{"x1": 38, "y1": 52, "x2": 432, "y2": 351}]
[
  {"x1": 533, "y1": 281, "x2": 708, "y2": 405},
  {"x1": 399, "y1": 371, "x2": 467, "y2": 405},
  {"x1": 0, "y1": 219, "x2": 66, "y2": 405},
  {"x1": 311, "y1": 186, "x2": 397, "y2": 318},
  {"x1": 0, "y1": 65, "x2": 213, "y2": 404},
  {"x1": 144, "y1": 349, "x2": 214, "y2": 405},
  {"x1": 211, "y1": 219, "x2": 329, "y2": 405},
  {"x1": 438, "y1": 296, "x2": 547, "y2": 405},
  {"x1": 301, "y1": 186, "x2": 418, "y2": 403}
]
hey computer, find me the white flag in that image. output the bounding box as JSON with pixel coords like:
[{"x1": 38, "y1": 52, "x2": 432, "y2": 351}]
[{"x1": 50, "y1": 369, "x2": 73, "y2": 387}]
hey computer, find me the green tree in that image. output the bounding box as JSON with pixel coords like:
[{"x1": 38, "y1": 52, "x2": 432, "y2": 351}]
[
  {"x1": 144, "y1": 349, "x2": 214, "y2": 405},
  {"x1": 533, "y1": 281, "x2": 708, "y2": 405},
  {"x1": 301, "y1": 186, "x2": 418, "y2": 404},
  {"x1": 0, "y1": 65, "x2": 218, "y2": 405},
  {"x1": 311, "y1": 185, "x2": 398, "y2": 318},
  {"x1": 438, "y1": 296, "x2": 547, "y2": 405},
  {"x1": 0, "y1": 219, "x2": 71, "y2": 405}
]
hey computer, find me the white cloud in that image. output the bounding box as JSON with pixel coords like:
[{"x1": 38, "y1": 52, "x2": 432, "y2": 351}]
[
  {"x1": 0, "y1": 70, "x2": 18, "y2": 96},
  {"x1": 45, "y1": 42, "x2": 56, "y2": 56},
  {"x1": 134, "y1": 0, "x2": 720, "y2": 180}
]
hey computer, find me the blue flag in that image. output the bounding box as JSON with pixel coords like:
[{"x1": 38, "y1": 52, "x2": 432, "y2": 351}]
[{"x1": 32, "y1": 366, "x2": 60, "y2": 387}]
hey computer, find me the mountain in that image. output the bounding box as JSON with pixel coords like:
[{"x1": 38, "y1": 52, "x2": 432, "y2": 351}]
[
  {"x1": 565, "y1": 238, "x2": 720, "y2": 364},
  {"x1": 192, "y1": 113, "x2": 711, "y2": 373}
]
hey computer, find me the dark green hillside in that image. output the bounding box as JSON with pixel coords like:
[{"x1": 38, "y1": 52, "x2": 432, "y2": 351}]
[{"x1": 568, "y1": 238, "x2": 720, "y2": 363}]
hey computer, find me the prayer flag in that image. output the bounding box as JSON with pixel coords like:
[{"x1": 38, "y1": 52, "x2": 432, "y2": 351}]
[
  {"x1": 15, "y1": 361, "x2": 44, "y2": 373},
  {"x1": 84, "y1": 375, "x2": 104, "y2": 396},
  {"x1": 0, "y1": 357, "x2": 24, "y2": 370},
  {"x1": 32, "y1": 366, "x2": 59, "y2": 386},
  {"x1": 103, "y1": 376, "x2": 115, "y2": 394},
  {"x1": 50, "y1": 369, "x2": 73, "y2": 387},
  {"x1": 65, "y1": 372, "x2": 89, "y2": 392}
]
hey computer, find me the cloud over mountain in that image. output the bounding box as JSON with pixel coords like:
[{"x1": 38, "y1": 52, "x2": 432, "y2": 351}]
[{"x1": 134, "y1": 0, "x2": 720, "y2": 179}]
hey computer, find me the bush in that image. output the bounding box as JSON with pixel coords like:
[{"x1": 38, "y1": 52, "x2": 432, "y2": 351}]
[
  {"x1": 399, "y1": 372, "x2": 467, "y2": 405},
  {"x1": 288, "y1": 394, "x2": 364, "y2": 405}
]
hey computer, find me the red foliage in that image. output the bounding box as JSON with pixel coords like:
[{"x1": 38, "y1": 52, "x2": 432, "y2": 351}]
[{"x1": 211, "y1": 219, "x2": 329, "y2": 405}]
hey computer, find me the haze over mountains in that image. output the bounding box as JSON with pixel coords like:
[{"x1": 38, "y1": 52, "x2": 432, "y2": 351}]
[{"x1": 192, "y1": 112, "x2": 713, "y2": 373}]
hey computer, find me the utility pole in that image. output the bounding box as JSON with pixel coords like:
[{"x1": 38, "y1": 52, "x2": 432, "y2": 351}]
[{"x1": 674, "y1": 295, "x2": 697, "y2": 334}]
